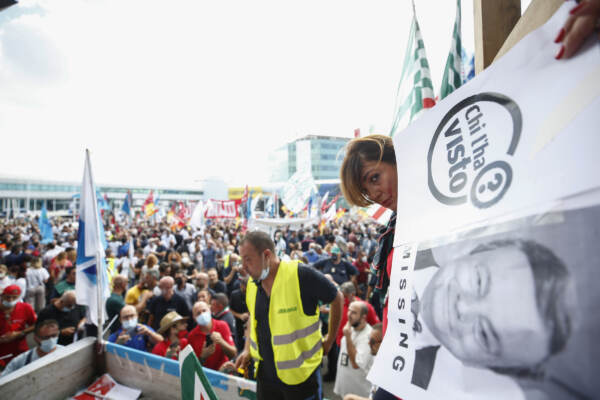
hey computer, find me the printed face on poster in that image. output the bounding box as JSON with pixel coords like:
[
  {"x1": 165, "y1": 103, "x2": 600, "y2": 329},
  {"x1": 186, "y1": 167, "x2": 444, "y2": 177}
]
[
  {"x1": 368, "y1": 4, "x2": 600, "y2": 400},
  {"x1": 371, "y1": 195, "x2": 600, "y2": 400}
]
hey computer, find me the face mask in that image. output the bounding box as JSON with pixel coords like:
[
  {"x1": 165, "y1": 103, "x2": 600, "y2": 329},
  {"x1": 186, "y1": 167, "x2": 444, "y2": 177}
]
[
  {"x1": 2, "y1": 299, "x2": 17, "y2": 308},
  {"x1": 122, "y1": 318, "x2": 138, "y2": 331},
  {"x1": 196, "y1": 311, "x2": 211, "y2": 326},
  {"x1": 361, "y1": 257, "x2": 367, "y2": 263},
  {"x1": 258, "y1": 255, "x2": 269, "y2": 282},
  {"x1": 40, "y1": 336, "x2": 58, "y2": 353},
  {"x1": 61, "y1": 306, "x2": 73, "y2": 313}
]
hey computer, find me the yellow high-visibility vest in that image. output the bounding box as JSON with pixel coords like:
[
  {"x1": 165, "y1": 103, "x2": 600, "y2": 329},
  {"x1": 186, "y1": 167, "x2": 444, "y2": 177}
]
[{"x1": 246, "y1": 260, "x2": 322, "y2": 385}]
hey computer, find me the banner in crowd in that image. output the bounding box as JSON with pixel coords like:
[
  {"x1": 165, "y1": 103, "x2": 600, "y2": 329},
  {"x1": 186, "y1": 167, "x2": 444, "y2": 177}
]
[
  {"x1": 388, "y1": 4, "x2": 600, "y2": 248},
  {"x1": 204, "y1": 199, "x2": 239, "y2": 219},
  {"x1": 368, "y1": 4, "x2": 600, "y2": 400}
]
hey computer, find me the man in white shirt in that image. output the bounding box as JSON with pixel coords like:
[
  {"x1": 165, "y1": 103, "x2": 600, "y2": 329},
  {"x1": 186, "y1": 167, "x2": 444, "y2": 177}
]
[{"x1": 334, "y1": 301, "x2": 373, "y2": 398}]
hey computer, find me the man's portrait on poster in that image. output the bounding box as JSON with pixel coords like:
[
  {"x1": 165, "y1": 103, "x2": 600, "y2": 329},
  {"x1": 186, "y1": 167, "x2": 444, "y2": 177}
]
[{"x1": 407, "y1": 203, "x2": 599, "y2": 400}]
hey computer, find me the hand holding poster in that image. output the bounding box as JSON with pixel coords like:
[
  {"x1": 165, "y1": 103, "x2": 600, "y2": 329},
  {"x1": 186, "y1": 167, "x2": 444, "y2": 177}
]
[{"x1": 368, "y1": 4, "x2": 600, "y2": 400}]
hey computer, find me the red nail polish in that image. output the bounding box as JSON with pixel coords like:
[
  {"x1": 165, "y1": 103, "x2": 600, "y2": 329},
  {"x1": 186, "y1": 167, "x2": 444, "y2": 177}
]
[
  {"x1": 570, "y1": 3, "x2": 584, "y2": 15},
  {"x1": 554, "y1": 28, "x2": 566, "y2": 43},
  {"x1": 555, "y1": 45, "x2": 565, "y2": 60}
]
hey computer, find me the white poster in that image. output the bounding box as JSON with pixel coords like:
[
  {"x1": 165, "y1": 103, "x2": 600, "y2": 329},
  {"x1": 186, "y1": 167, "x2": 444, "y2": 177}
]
[
  {"x1": 390, "y1": 4, "x2": 600, "y2": 247},
  {"x1": 369, "y1": 4, "x2": 600, "y2": 400}
]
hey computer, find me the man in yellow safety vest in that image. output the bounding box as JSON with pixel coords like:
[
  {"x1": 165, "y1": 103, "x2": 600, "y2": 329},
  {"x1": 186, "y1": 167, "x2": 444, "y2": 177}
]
[{"x1": 236, "y1": 230, "x2": 343, "y2": 400}]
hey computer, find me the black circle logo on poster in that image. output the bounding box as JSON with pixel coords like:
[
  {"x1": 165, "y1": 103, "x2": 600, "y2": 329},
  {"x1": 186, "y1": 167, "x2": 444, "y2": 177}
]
[{"x1": 427, "y1": 92, "x2": 522, "y2": 209}]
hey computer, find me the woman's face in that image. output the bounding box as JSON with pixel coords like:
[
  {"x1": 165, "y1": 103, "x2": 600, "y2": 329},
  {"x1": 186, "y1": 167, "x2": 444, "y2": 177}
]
[{"x1": 360, "y1": 160, "x2": 398, "y2": 211}]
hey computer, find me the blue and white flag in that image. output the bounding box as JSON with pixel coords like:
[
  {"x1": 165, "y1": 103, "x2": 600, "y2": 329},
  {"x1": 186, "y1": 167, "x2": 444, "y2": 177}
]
[
  {"x1": 75, "y1": 150, "x2": 110, "y2": 327},
  {"x1": 39, "y1": 203, "x2": 54, "y2": 244}
]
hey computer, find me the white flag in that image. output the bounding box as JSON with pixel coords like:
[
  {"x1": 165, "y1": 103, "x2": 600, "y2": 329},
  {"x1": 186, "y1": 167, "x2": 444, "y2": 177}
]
[{"x1": 75, "y1": 150, "x2": 110, "y2": 327}]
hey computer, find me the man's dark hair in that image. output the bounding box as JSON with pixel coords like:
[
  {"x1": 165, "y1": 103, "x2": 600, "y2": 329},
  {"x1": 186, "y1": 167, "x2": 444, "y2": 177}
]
[
  {"x1": 35, "y1": 319, "x2": 59, "y2": 334},
  {"x1": 240, "y1": 231, "x2": 275, "y2": 254},
  {"x1": 65, "y1": 266, "x2": 76, "y2": 276},
  {"x1": 213, "y1": 292, "x2": 229, "y2": 308},
  {"x1": 470, "y1": 239, "x2": 572, "y2": 378}
]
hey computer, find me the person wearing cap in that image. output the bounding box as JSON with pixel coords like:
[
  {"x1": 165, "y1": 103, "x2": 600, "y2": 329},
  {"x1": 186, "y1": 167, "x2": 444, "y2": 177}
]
[
  {"x1": 151, "y1": 311, "x2": 188, "y2": 360},
  {"x1": 235, "y1": 230, "x2": 343, "y2": 400},
  {"x1": 0, "y1": 284, "x2": 37, "y2": 365},
  {"x1": 108, "y1": 305, "x2": 163, "y2": 351},
  {"x1": 313, "y1": 245, "x2": 358, "y2": 287},
  {"x1": 188, "y1": 301, "x2": 236, "y2": 370},
  {"x1": 0, "y1": 319, "x2": 63, "y2": 377}
]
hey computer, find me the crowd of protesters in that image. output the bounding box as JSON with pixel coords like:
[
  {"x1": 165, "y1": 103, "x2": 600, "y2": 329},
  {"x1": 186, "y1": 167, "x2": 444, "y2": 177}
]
[{"x1": 0, "y1": 211, "x2": 385, "y2": 398}]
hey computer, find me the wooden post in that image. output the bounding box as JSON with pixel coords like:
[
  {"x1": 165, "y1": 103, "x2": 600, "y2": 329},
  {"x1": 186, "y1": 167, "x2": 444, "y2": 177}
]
[
  {"x1": 474, "y1": 0, "x2": 521, "y2": 73},
  {"x1": 494, "y1": 0, "x2": 563, "y2": 62}
]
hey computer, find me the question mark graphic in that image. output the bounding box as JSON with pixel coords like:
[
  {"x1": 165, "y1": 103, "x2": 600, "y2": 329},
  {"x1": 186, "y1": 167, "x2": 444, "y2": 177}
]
[{"x1": 478, "y1": 173, "x2": 503, "y2": 194}]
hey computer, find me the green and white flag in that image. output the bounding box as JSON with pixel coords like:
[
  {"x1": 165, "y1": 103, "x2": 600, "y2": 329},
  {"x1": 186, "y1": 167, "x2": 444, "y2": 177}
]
[
  {"x1": 389, "y1": 0, "x2": 436, "y2": 138},
  {"x1": 440, "y1": 0, "x2": 463, "y2": 99},
  {"x1": 179, "y1": 345, "x2": 218, "y2": 400}
]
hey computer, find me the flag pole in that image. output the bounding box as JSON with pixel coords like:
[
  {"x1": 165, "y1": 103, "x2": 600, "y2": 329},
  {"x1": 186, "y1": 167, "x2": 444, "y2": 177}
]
[{"x1": 86, "y1": 150, "x2": 106, "y2": 344}]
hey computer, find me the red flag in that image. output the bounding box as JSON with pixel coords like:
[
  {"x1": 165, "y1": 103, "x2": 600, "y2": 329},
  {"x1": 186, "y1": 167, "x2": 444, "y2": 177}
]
[
  {"x1": 354, "y1": 128, "x2": 360, "y2": 138},
  {"x1": 322, "y1": 193, "x2": 340, "y2": 213}
]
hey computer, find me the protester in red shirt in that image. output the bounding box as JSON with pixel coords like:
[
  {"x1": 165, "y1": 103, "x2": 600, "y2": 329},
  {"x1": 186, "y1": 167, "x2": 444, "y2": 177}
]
[
  {"x1": 151, "y1": 311, "x2": 188, "y2": 360},
  {"x1": 352, "y1": 250, "x2": 370, "y2": 295},
  {"x1": 0, "y1": 285, "x2": 37, "y2": 365},
  {"x1": 188, "y1": 300, "x2": 236, "y2": 370}
]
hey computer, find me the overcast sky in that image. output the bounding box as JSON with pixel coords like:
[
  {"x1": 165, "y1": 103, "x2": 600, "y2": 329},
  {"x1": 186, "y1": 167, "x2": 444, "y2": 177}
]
[{"x1": 0, "y1": 0, "x2": 529, "y2": 189}]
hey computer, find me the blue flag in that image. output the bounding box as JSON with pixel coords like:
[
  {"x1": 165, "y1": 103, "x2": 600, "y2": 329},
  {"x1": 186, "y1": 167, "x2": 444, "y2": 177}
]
[
  {"x1": 39, "y1": 203, "x2": 54, "y2": 245},
  {"x1": 75, "y1": 150, "x2": 110, "y2": 327},
  {"x1": 121, "y1": 190, "x2": 132, "y2": 216}
]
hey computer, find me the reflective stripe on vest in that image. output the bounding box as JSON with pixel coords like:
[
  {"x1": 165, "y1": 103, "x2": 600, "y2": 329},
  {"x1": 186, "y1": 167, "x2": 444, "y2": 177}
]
[
  {"x1": 272, "y1": 320, "x2": 320, "y2": 346},
  {"x1": 276, "y1": 339, "x2": 322, "y2": 370},
  {"x1": 246, "y1": 260, "x2": 323, "y2": 385}
]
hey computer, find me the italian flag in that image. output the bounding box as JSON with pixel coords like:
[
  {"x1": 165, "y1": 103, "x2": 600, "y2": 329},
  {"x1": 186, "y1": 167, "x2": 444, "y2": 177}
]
[{"x1": 179, "y1": 345, "x2": 218, "y2": 400}]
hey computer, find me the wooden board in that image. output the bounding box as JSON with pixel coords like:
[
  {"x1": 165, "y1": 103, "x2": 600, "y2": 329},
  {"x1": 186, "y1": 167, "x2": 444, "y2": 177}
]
[
  {"x1": 494, "y1": 0, "x2": 563, "y2": 62},
  {"x1": 474, "y1": 0, "x2": 521, "y2": 73},
  {"x1": 0, "y1": 337, "x2": 97, "y2": 400}
]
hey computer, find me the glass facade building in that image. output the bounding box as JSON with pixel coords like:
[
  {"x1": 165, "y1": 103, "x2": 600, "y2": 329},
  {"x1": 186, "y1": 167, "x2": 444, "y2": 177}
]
[{"x1": 268, "y1": 135, "x2": 350, "y2": 182}]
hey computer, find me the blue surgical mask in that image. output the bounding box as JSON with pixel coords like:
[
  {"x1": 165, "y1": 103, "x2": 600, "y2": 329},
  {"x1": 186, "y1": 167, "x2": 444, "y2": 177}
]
[
  {"x1": 61, "y1": 307, "x2": 73, "y2": 313},
  {"x1": 40, "y1": 337, "x2": 58, "y2": 353},
  {"x1": 122, "y1": 318, "x2": 138, "y2": 331},
  {"x1": 3, "y1": 299, "x2": 17, "y2": 308},
  {"x1": 195, "y1": 311, "x2": 212, "y2": 326}
]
